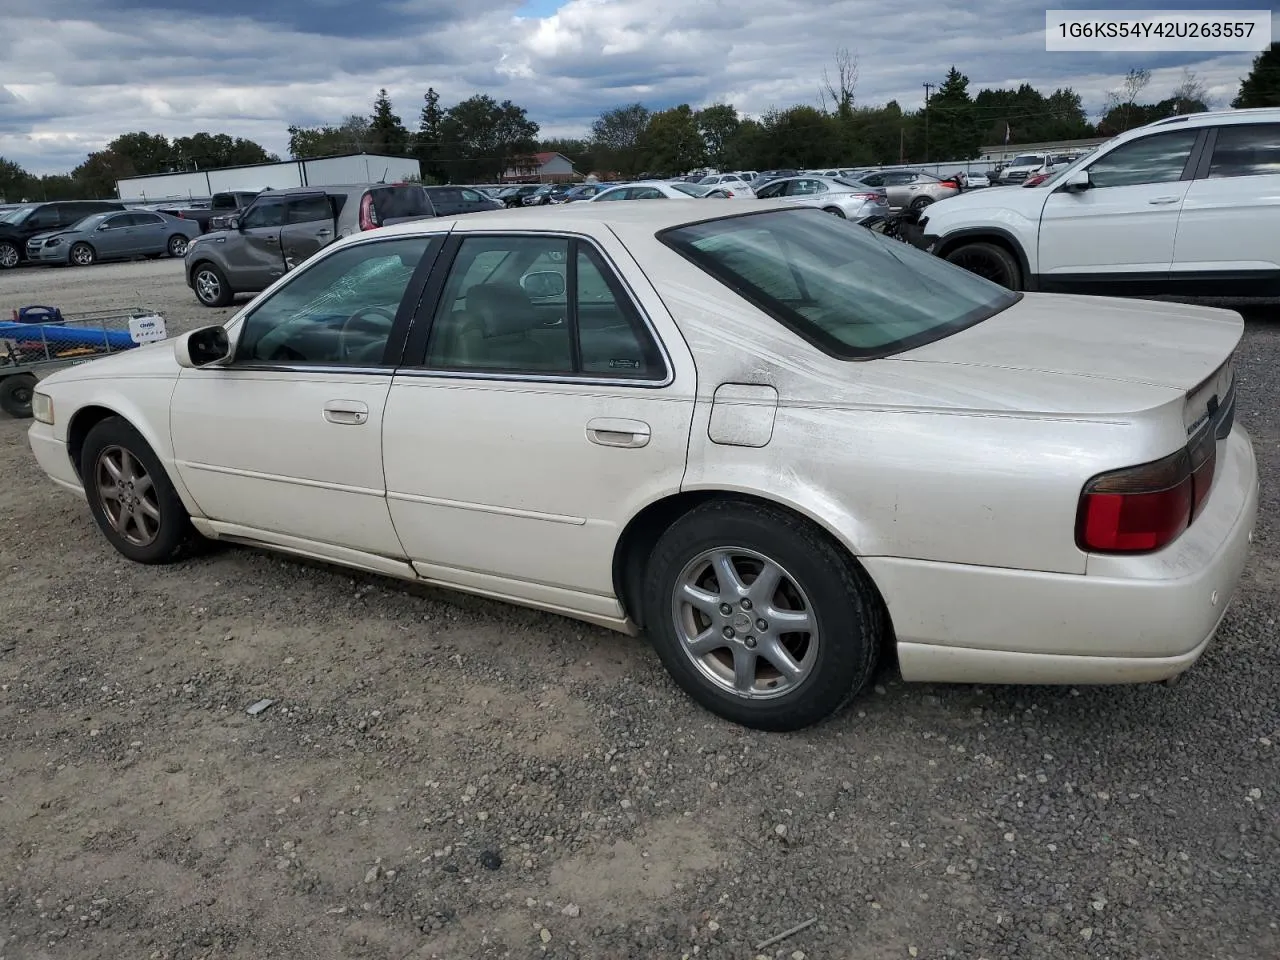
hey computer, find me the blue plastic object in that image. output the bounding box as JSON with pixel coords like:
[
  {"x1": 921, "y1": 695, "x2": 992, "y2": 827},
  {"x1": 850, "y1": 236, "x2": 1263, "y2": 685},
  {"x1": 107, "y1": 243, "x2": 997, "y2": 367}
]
[{"x1": 0, "y1": 321, "x2": 135, "y2": 350}]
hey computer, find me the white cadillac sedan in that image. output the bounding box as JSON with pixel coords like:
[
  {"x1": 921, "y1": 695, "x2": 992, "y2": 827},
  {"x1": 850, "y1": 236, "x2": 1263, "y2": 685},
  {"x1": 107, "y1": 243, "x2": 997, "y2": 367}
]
[{"x1": 27, "y1": 201, "x2": 1258, "y2": 731}]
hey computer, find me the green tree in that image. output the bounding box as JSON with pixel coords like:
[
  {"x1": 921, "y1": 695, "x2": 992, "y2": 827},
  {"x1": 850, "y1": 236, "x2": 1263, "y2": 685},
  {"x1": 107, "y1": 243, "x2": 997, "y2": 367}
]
[
  {"x1": 926, "y1": 67, "x2": 981, "y2": 161},
  {"x1": 0, "y1": 156, "x2": 31, "y2": 202},
  {"x1": 591, "y1": 103, "x2": 651, "y2": 175},
  {"x1": 696, "y1": 104, "x2": 740, "y2": 169},
  {"x1": 103, "y1": 132, "x2": 173, "y2": 175},
  {"x1": 639, "y1": 104, "x2": 706, "y2": 175},
  {"x1": 287, "y1": 115, "x2": 370, "y2": 159},
  {"x1": 369, "y1": 89, "x2": 410, "y2": 155},
  {"x1": 759, "y1": 106, "x2": 839, "y2": 168},
  {"x1": 1233, "y1": 43, "x2": 1280, "y2": 108},
  {"x1": 414, "y1": 87, "x2": 447, "y2": 181},
  {"x1": 169, "y1": 132, "x2": 277, "y2": 170},
  {"x1": 439, "y1": 95, "x2": 539, "y2": 181}
]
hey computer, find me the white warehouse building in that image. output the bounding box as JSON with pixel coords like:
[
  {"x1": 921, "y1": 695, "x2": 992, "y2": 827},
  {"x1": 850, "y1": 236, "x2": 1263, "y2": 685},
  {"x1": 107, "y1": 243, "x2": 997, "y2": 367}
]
[{"x1": 115, "y1": 153, "x2": 422, "y2": 202}]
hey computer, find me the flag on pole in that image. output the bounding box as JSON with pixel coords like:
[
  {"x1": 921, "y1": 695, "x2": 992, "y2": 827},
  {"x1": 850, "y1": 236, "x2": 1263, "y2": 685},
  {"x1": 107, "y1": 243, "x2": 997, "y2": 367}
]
[{"x1": 1004, "y1": 122, "x2": 1011, "y2": 145}]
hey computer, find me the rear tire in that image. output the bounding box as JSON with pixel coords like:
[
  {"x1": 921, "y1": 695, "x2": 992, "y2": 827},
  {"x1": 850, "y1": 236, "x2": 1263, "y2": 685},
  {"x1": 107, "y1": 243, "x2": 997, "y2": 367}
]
[
  {"x1": 641, "y1": 499, "x2": 884, "y2": 731},
  {"x1": 0, "y1": 241, "x2": 18, "y2": 269},
  {"x1": 910, "y1": 196, "x2": 933, "y2": 211},
  {"x1": 70, "y1": 242, "x2": 96, "y2": 267},
  {"x1": 944, "y1": 241, "x2": 1022, "y2": 290},
  {"x1": 0, "y1": 374, "x2": 37, "y2": 418},
  {"x1": 167, "y1": 234, "x2": 189, "y2": 257},
  {"x1": 80, "y1": 416, "x2": 203, "y2": 564},
  {"x1": 192, "y1": 262, "x2": 232, "y2": 307},
  {"x1": 823, "y1": 206, "x2": 847, "y2": 218}
]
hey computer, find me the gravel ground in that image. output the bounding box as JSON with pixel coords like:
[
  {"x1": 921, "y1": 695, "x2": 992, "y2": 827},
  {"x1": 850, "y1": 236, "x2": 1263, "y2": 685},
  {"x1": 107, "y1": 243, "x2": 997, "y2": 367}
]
[{"x1": 1, "y1": 260, "x2": 1278, "y2": 960}]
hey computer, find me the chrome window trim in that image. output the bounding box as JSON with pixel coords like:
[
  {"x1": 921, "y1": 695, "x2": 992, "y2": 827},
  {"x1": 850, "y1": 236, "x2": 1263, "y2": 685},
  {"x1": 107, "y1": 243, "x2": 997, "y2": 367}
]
[{"x1": 408, "y1": 227, "x2": 675, "y2": 389}]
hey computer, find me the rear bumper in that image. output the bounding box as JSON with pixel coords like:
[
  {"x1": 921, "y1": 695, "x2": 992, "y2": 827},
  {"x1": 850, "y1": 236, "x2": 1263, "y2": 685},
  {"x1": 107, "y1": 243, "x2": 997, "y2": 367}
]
[{"x1": 865, "y1": 424, "x2": 1259, "y2": 685}]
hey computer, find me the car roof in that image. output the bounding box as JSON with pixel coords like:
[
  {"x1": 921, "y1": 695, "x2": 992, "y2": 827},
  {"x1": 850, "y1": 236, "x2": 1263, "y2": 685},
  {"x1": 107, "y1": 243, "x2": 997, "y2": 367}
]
[{"x1": 371, "y1": 197, "x2": 793, "y2": 238}]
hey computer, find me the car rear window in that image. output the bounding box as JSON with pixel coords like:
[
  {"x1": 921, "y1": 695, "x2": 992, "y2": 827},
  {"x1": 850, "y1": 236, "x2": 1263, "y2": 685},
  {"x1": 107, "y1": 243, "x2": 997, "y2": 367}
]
[
  {"x1": 369, "y1": 185, "x2": 434, "y2": 220},
  {"x1": 658, "y1": 208, "x2": 1021, "y2": 360}
]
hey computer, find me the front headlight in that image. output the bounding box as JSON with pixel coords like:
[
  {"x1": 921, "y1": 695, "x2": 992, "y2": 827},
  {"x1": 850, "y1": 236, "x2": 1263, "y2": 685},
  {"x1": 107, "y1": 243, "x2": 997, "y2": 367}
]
[
  {"x1": 46, "y1": 237, "x2": 63, "y2": 247},
  {"x1": 32, "y1": 390, "x2": 54, "y2": 424}
]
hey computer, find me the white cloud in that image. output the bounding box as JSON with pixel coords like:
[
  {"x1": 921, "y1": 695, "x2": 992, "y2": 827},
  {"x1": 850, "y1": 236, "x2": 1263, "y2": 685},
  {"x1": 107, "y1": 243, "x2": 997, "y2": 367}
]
[{"x1": 0, "y1": 0, "x2": 1271, "y2": 174}]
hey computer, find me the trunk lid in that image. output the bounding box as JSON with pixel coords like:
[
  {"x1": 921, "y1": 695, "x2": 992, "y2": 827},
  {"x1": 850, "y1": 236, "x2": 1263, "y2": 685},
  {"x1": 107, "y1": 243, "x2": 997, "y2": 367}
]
[
  {"x1": 896, "y1": 292, "x2": 1240, "y2": 436},
  {"x1": 898, "y1": 293, "x2": 1241, "y2": 393}
]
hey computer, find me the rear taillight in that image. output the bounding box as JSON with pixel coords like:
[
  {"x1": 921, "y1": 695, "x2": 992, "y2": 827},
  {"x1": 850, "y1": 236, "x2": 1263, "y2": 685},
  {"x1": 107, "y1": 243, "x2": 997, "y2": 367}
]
[
  {"x1": 1076, "y1": 427, "x2": 1218, "y2": 554},
  {"x1": 849, "y1": 192, "x2": 879, "y2": 201},
  {"x1": 938, "y1": 179, "x2": 958, "y2": 188},
  {"x1": 359, "y1": 193, "x2": 378, "y2": 231}
]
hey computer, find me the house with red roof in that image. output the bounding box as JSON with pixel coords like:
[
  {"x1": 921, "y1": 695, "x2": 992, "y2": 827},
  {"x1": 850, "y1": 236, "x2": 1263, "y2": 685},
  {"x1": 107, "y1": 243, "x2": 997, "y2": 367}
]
[{"x1": 501, "y1": 151, "x2": 578, "y2": 183}]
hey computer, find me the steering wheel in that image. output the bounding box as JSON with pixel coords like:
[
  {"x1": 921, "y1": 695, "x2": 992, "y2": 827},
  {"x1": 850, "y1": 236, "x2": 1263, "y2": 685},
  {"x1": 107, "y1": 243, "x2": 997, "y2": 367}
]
[{"x1": 338, "y1": 306, "x2": 396, "y2": 363}]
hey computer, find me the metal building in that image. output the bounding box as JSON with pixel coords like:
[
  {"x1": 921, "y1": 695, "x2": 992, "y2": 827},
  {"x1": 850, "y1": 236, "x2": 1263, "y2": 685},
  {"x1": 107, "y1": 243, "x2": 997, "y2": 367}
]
[{"x1": 115, "y1": 153, "x2": 422, "y2": 202}]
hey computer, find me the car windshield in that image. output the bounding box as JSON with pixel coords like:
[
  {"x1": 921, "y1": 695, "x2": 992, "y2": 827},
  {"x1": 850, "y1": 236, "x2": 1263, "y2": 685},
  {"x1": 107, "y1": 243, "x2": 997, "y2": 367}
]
[
  {"x1": 1, "y1": 205, "x2": 37, "y2": 225},
  {"x1": 659, "y1": 208, "x2": 1020, "y2": 359},
  {"x1": 1010, "y1": 155, "x2": 1044, "y2": 166},
  {"x1": 67, "y1": 214, "x2": 108, "y2": 231},
  {"x1": 671, "y1": 182, "x2": 713, "y2": 197}
]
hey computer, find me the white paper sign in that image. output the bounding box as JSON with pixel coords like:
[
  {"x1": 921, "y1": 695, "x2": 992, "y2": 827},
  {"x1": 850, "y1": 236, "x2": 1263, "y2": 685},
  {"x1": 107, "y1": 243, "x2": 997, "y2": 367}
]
[{"x1": 129, "y1": 314, "x2": 167, "y2": 344}]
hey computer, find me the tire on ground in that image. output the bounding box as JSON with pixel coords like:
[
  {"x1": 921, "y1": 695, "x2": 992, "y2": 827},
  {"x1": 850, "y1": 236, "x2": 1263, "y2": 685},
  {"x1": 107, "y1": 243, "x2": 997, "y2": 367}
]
[
  {"x1": 944, "y1": 240, "x2": 1023, "y2": 290},
  {"x1": 192, "y1": 262, "x2": 233, "y2": 307},
  {"x1": 79, "y1": 416, "x2": 204, "y2": 564},
  {"x1": 641, "y1": 498, "x2": 884, "y2": 731},
  {"x1": 0, "y1": 373, "x2": 37, "y2": 418}
]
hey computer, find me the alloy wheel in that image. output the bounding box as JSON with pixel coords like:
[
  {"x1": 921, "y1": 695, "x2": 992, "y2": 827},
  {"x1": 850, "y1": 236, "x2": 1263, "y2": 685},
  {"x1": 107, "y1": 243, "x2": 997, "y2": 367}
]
[
  {"x1": 169, "y1": 236, "x2": 188, "y2": 256},
  {"x1": 196, "y1": 269, "x2": 221, "y2": 304},
  {"x1": 72, "y1": 244, "x2": 94, "y2": 266},
  {"x1": 95, "y1": 445, "x2": 161, "y2": 547},
  {"x1": 670, "y1": 546, "x2": 819, "y2": 700},
  {"x1": 0, "y1": 243, "x2": 17, "y2": 268}
]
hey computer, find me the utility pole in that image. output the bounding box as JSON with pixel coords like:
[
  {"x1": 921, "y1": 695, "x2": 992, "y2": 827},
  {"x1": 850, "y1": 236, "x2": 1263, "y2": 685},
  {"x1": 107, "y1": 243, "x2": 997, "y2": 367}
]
[{"x1": 923, "y1": 82, "x2": 934, "y2": 163}]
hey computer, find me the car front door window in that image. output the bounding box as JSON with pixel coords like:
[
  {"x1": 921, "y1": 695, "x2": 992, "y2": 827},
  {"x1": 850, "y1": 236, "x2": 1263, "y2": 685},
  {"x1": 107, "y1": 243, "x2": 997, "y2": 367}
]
[
  {"x1": 234, "y1": 236, "x2": 432, "y2": 366},
  {"x1": 241, "y1": 200, "x2": 287, "y2": 229},
  {"x1": 1086, "y1": 131, "x2": 1199, "y2": 188}
]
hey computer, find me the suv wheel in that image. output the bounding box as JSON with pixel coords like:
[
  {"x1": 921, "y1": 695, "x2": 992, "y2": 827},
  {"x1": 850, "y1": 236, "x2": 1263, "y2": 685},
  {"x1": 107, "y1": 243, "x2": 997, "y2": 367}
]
[
  {"x1": 944, "y1": 241, "x2": 1022, "y2": 290},
  {"x1": 193, "y1": 263, "x2": 232, "y2": 307},
  {"x1": 0, "y1": 241, "x2": 20, "y2": 269}
]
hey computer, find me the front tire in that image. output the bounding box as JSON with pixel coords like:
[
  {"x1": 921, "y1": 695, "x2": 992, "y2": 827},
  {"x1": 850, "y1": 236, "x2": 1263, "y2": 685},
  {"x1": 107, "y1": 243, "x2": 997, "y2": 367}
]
[
  {"x1": 944, "y1": 241, "x2": 1022, "y2": 290},
  {"x1": 642, "y1": 499, "x2": 884, "y2": 731},
  {"x1": 80, "y1": 417, "x2": 202, "y2": 564},
  {"x1": 70, "y1": 242, "x2": 96, "y2": 267},
  {"x1": 167, "y1": 234, "x2": 189, "y2": 257},
  {"x1": 192, "y1": 262, "x2": 232, "y2": 307},
  {"x1": 0, "y1": 374, "x2": 37, "y2": 418}
]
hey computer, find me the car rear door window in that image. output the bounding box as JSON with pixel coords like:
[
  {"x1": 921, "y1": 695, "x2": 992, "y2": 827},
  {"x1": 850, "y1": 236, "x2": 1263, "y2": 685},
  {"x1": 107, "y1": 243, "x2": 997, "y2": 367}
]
[
  {"x1": 127, "y1": 213, "x2": 165, "y2": 226},
  {"x1": 371, "y1": 186, "x2": 433, "y2": 220},
  {"x1": 1207, "y1": 124, "x2": 1280, "y2": 179},
  {"x1": 1087, "y1": 130, "x2": 1199, "y2": 188},
  {"x1": 286, "y1": 195, "x2": 333, "y2": 224}
]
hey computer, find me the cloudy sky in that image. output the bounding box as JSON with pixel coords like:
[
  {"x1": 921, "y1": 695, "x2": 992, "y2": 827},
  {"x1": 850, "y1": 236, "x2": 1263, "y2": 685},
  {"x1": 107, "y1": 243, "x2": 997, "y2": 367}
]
[{"x1": 0, "y1": 0, "x2": 1273, "y2": 174}]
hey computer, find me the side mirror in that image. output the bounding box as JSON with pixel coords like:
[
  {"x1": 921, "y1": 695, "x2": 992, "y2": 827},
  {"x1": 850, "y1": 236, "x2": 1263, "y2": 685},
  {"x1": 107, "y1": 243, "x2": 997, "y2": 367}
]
[
  {"x1": 226, "y1": 215, "x2": 242, "y2": 231},
  {"x1": 1060, "y1": 169, "x2": 1091, "y2": 193},
  {"x1": 174, "y1": 325, "x2": 233, "y2": 368},
  {"x1": 520, "y1": 271, "x2": 567, "y2": 299}
]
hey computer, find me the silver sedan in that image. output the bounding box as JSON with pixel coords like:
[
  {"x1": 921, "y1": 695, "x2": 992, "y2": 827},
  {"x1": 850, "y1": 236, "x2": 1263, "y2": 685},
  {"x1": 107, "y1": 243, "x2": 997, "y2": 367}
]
[
  {"x1": 750, "y1": 176, "x2": 891, "y2": 221},
  {"x1": 26, "y1": 211, "x2": 201, "y2": 266}
]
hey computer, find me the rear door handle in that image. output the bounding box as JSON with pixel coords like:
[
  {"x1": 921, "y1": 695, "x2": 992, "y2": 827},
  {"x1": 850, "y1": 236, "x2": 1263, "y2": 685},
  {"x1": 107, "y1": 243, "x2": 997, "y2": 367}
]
[
  {"x1": 586, "y1": 418, "x2": 650, "y2": 448},
  {"x1": 1148, "y1": 196, "x2": 1181, "y2": 205},
  {"x1": 265, "y1": 235, "x2": 279, "y2": 244},
  {"x1": 323, "y1": 400, "x2": 369, "y2": 425}
]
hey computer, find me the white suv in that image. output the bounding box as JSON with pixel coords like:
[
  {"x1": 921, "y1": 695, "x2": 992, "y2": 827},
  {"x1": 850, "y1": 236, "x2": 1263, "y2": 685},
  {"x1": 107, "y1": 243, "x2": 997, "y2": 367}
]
[{"x1": 918, "y1": 108, "x2": 1280, "y2": 298}]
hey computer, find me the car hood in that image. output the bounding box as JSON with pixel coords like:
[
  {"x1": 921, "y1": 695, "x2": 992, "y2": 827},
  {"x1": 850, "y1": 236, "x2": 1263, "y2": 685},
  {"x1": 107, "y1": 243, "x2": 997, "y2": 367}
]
[
  {"x1": 38, "y1": 337, "x2": 180, "y2": 387},
  {"x1": 29, "y1": 228, "x2": 76, "y2": 242},
  {"x1": 922, "y1": 185, "x2": 1047, "y2": 221},
  {"x1": 896, "y1": 293, "x2": 1241, "y2": 393}
]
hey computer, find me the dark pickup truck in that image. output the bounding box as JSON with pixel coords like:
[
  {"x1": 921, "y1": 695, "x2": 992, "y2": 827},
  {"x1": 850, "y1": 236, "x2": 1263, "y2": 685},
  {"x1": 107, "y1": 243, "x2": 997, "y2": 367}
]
[{"x1": 156, "y1": 191, "x2": 260, "y2": 233}]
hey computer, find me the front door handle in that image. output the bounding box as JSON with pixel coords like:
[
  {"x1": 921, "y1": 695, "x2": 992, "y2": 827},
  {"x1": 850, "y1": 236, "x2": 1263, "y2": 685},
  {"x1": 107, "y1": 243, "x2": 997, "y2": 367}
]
[
  {"x1": 316, "y1": 229, "x2": 332, "y2": 238},
  {"x1": 265, "y1": 235, "x2": 279, "y2": 244},
  {"x1": 323, "y1": 400, "x2": 369, "y2": 425},
  {"x1": 586, "y1": 417, "x2": 650, "y2": 448},
  {"x1": 1148, "y1": 196, "x2": 1181, "y2": 205}
]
